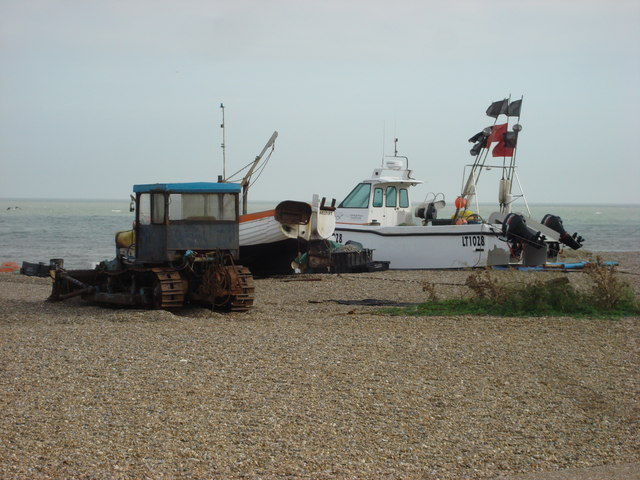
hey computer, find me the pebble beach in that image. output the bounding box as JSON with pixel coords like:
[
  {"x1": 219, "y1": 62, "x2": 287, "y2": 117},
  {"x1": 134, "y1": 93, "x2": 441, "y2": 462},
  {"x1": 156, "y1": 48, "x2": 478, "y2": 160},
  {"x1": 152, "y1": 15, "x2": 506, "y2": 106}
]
[{"x1": 1, "y1": 252, "x2": 638, "y2": 479}]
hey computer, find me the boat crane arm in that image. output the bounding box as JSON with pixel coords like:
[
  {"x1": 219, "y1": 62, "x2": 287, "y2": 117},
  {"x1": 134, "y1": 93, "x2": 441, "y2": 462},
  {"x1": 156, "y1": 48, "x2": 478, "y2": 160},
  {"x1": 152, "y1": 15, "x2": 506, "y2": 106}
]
[{"x1": 240, "y1": 131, "x2": 278, "y2": 214}]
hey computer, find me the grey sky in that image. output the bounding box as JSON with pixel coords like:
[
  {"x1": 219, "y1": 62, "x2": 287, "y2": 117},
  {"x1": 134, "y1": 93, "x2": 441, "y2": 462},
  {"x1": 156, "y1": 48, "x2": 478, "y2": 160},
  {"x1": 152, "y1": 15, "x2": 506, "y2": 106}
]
[{"x1": 1, "y1": 0, "x2": 639, "y2": 204}]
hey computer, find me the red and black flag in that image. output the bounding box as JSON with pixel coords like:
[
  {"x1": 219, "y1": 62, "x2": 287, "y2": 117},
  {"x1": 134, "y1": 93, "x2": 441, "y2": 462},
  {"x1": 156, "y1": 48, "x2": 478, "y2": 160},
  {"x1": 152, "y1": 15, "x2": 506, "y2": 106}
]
[
  {"x1": 492, "y1": 131, "x2": 518, "y2": 157},
  {"x1": 486, "y1": 123, "x2": 508, "y2": 145}
]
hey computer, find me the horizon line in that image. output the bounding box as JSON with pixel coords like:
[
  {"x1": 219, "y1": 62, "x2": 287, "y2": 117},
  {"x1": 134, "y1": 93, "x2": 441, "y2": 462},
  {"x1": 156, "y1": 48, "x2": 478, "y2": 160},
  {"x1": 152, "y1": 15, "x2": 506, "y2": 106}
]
[{"x1": 1, "y1": 197, "x2": 639, "y2": 207}]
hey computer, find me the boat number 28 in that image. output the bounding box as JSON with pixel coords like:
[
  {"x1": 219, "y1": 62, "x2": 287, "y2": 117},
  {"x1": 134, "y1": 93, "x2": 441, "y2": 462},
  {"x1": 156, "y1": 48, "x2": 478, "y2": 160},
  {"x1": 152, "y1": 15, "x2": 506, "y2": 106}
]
[
  {"x1": 462, "y1": 235, "x2": 485, "y2": 247},
  {"x1": 334, "y1": 233, "x2": 344, "y2": 243}
]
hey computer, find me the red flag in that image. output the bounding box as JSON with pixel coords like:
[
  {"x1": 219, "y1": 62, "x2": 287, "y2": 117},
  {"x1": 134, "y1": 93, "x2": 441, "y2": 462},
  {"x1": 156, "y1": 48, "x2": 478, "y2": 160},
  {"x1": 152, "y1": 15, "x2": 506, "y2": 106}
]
[
  {"x1": 492, "y1": 140, "x2": 515, "y2": 157},
  {"x1": 492, "y1": 131, "x2": 518, "y2": 157},
  {"x1": 485, "y1": 123, "x2": 507, "y2": 147}
]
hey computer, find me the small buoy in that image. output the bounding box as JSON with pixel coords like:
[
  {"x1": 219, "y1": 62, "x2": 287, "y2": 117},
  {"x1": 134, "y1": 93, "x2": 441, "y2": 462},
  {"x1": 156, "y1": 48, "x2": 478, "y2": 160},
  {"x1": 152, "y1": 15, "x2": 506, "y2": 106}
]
[
  {"x1": 0, "y1": 261, "x2": 20, "y2": 273},
  {"x1": 454, "y1": 196, "x2": 467, "y2": 209}
]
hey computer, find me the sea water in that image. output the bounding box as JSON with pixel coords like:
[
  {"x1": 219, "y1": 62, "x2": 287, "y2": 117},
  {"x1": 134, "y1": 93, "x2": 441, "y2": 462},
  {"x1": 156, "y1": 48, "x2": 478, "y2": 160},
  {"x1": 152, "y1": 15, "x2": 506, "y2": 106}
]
[
  {"x1": 0, "y1": 199, "x2": 277, "y2": 269},
  {"x1": 0, "y1": 199, "x2": 638, "y2": 269}
]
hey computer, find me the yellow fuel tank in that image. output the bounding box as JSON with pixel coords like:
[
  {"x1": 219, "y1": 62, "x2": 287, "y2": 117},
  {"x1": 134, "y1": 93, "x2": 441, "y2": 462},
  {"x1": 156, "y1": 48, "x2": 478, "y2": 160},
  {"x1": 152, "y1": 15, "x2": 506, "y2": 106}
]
[{"x1": 115, "y1": 229, "x2": 135, "y2": 248}]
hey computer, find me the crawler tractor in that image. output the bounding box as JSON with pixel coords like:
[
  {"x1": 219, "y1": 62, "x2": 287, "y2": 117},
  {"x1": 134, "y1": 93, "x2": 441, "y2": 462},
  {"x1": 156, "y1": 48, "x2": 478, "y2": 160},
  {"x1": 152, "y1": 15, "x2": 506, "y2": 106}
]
[{"x1": 50, "y1": 182, "x2": 254, "y2": 311}]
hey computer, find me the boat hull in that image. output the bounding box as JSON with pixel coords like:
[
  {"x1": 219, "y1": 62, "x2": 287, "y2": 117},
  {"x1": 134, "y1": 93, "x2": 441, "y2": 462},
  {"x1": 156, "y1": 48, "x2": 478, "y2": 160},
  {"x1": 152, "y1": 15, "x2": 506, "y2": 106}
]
[
  {"x1": 334, "y1": 223, "x2": 510, "y2": 269},
  {"x1": 238, "y1": 199, "x2": 336, "y2": 275},
  {"x1": 239, "y1": 238, "x2": 303, "y2": 276}
]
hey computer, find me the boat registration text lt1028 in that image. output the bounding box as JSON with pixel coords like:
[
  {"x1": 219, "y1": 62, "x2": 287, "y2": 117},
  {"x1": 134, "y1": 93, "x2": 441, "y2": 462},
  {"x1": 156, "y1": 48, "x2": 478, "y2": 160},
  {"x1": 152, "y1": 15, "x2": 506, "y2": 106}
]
[{"x1": 462, "y1": 235, "x2": 486, "y2": 248}]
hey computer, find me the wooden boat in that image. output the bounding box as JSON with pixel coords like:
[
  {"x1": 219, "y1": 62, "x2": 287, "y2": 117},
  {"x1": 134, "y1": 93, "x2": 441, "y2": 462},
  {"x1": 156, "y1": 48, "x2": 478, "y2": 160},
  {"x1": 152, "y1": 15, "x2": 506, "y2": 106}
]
[{"x1": 239, "y1": 195, "x2": 336, "y2": 275}]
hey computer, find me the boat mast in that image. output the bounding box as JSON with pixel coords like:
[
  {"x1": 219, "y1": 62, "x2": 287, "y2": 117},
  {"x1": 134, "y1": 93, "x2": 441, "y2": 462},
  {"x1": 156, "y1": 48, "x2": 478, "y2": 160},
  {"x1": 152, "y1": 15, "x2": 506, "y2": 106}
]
[
  {"x1": 460, "y1": 123, "x2": 494, "y2": 213},
  {"x1": 500, "y1": 95, "x2": 524, "y2": 214},
  {"x1": 459, "y1": 97, "x2": 524, "y2": 218},
  {"x1": 217, "y1": 105, "x2": 279, "y2": 214},
  {"x1": 381, "y1": 122, "x2": 386, "y2": 167},
  {"x1": 220, "y1": 103, "x2": 227, "y2": 180},
  {"x1": 383, "y1": 137, "x2": 409, "y2": 170}
]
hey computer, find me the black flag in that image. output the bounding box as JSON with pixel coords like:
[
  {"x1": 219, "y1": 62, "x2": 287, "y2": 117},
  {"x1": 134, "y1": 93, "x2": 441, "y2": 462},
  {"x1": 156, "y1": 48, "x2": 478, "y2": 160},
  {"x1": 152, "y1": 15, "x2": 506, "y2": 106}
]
[
  {"x1": 504, "y1": 131, "x2": 518, "y2": 148},
  {"x1": 507, "y1": 99, "x2": 522, "y2": 117},
  {"x1": 486, "y1": 99, "x2": 508, "y2": 118}
]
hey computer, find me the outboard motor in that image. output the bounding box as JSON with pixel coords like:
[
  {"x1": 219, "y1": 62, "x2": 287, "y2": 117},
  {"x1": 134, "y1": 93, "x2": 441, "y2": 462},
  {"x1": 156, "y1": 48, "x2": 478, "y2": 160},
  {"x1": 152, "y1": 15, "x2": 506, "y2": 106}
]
[
  {"x1": 541, "y1": 214, "x2": 584, "y2": 250},
  {"x1": 502, "y1": 213, "x2": 546, "y2": 249}
]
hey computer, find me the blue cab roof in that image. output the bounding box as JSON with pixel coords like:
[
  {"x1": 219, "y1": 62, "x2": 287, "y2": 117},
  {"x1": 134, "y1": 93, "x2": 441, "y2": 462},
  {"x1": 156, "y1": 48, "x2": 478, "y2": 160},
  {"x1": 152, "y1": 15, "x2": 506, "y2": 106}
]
[{"x1": 133, "y1": 182, "x2": 241, "y2": 194}]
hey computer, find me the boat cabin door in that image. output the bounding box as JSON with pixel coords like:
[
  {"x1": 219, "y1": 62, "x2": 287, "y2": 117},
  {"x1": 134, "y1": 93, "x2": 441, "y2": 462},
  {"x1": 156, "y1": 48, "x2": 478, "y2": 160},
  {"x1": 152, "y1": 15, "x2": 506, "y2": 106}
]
[{"x1": 371, "y1": 184, "x2": 409, "y2": 226}]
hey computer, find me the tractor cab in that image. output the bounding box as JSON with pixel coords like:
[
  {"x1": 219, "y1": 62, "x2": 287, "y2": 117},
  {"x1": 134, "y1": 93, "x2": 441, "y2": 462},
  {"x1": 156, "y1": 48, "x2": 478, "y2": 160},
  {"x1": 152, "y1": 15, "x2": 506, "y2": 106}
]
[{"x1": 117, "y1": 182, "x2": 242, "y2": 264}]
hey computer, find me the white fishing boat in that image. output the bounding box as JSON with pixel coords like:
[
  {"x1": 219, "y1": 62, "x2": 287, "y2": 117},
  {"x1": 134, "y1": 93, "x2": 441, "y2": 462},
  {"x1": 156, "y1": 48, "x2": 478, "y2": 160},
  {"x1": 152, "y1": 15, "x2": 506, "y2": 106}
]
[
  {"x1": 239, "y1": 195, "x2": 336, "y2": 275},
  {"x1": 333, "y1": 98, "x2": 584, "y2": 269}
]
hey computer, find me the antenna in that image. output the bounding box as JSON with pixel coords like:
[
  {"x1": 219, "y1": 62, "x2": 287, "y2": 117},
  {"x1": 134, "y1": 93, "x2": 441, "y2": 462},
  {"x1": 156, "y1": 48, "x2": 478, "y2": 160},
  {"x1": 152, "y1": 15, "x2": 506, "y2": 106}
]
[
  {"x1": 381, "y1": 121, "x2": 386, "y2": 167},
  {"x1": 220, "y1": 103, "x2": 226, "y2": 180}
]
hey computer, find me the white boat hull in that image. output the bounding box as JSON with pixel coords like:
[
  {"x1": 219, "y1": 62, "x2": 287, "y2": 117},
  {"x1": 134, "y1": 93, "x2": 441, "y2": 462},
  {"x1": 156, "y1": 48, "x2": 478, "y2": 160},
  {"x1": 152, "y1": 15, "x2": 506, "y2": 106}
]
[
  {"x1": 240, "y1": 211, "x2": 299, "y2": 246},
  {"x1": 334, "y1": 223, "x2": 510, "y2": 269},
  {"x1": 238, "y1": 198, "x2": 337, "y2": 275}
]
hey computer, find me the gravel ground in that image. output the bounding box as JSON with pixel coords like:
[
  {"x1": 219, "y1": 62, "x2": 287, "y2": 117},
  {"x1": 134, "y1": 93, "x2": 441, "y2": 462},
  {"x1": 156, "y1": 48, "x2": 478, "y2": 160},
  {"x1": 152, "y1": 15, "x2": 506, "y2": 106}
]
[{"x1": 0, "y1": 252, "x2": 638, "y2": 479}]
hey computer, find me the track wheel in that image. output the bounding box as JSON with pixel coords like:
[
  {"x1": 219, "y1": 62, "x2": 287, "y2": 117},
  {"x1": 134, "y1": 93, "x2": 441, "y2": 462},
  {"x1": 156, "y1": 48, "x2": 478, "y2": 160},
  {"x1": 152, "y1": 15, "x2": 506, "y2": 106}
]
[
  {"x1": 226, "y1": 265, "x2": 255, "y2": 312},
  {"x1": 152, "y1": 268, "x2": 185, "y2": 309}
]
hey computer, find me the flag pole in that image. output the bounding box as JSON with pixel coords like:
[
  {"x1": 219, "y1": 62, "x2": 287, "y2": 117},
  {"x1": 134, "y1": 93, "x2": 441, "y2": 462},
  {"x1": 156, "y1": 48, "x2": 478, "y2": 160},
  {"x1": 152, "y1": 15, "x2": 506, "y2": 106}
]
[{"x1": 220, "y1": 103, "x2": 227, "y2": 180}]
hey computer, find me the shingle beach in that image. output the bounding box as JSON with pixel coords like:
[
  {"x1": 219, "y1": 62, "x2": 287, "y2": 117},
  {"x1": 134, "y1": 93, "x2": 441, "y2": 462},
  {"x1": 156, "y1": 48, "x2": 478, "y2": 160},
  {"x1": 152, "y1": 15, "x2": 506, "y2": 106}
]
[{"x1": 1, "y1": 252, "x2": 638, "y2": 479}]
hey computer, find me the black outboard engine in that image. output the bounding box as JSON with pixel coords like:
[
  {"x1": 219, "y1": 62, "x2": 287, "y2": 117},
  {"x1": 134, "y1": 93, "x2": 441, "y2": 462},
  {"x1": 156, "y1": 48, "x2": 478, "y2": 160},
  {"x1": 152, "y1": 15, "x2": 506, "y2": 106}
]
[
  {"x1": 541, "y1": 214, "x2": 584, "y2": 250},
  {"x1": 502, "y1": 213, "x2": 546, "y2": 249},
  {"x1": 415, "y1": 197, "x2": 446, "y2": 225},
  {"x1": 414, "y1": 203, "x2": 438, "y2": 221}
]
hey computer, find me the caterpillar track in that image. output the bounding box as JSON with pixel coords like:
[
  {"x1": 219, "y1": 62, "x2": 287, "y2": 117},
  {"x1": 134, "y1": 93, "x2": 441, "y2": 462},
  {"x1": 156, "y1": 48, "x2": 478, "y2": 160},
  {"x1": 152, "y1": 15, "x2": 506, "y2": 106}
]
[
  {"x1": 227, "y1": 266, "x2": 255, "y2": 312},
  {"x1": 152, "y1": 268, "x2": 186, "y2": 309}
]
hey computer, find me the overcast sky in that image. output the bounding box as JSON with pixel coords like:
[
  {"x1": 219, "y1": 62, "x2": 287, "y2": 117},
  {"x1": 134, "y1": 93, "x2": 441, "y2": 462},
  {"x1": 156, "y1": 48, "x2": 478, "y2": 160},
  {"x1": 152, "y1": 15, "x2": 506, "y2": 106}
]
[{"x1": 1, "y1": 0, "x2": 639, "y2": 205}]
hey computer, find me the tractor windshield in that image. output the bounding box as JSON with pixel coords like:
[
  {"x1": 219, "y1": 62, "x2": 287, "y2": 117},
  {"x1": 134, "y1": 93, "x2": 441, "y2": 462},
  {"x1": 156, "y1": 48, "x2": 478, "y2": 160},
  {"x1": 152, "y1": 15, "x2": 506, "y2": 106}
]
[{"x1": 168, "y1": 193, "x2": 237, "y2": 222}]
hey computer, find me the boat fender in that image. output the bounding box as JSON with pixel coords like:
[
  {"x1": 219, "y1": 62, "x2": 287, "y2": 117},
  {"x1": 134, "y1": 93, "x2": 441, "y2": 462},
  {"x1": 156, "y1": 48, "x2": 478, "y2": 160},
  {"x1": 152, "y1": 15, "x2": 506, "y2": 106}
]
[
  {"x1": 454, "y1": 196, "x2": 467, "y2": 209},
  {"x1": 541, "y1": 214, "x2": 584, "y2": 250},
  {"x1": 498, "y1": 179, "x2": 512, "y2": 205}
]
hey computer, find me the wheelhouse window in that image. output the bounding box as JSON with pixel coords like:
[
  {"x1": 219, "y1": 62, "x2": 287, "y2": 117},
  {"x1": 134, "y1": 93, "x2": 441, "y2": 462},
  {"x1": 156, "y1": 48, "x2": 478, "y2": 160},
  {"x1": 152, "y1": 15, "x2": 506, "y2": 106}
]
[
  {"x1": 137, "y1": 193, "x2": 168, "y2": 224},
  {"x1": 372, "y1": 188, "x2": 383, "y2": 207},
  {"x1": 338, "y1": 183, "x2": 371, "y2": 208},
  {"x1": 152, "y1": 193, "x2": 165, "y2": 224},
  {"x1": 399, "y1": 188, "x2": 409, "y2": 208},
  {"x1": 386, "y1": 186, "x2": 397, "y2": 207},
  {"x1": 138, "y1": 193, "x2": 151, "y2": 225},
  {"x1": 168, "y1": 193, "x2": 237, "y2": 222}
]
